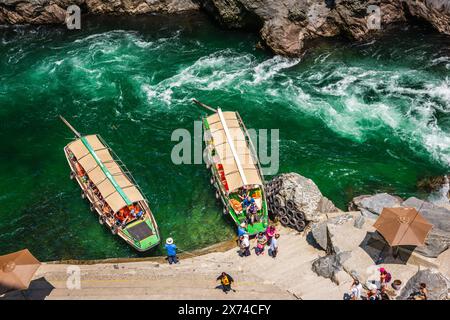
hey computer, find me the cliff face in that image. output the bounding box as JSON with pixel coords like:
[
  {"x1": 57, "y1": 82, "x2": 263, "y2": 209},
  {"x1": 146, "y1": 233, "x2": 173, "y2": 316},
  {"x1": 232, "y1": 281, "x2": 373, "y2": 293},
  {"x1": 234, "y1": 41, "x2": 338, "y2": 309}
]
[
  {"x1": 0, "y1": 0, "x2": 449, "y2": 57},
  {"x1": 0, "y1": 0, "x2": 199, "y2": 24},
  {"x1": 196, "y1": 0, "x2": 450, "y2": 56}
]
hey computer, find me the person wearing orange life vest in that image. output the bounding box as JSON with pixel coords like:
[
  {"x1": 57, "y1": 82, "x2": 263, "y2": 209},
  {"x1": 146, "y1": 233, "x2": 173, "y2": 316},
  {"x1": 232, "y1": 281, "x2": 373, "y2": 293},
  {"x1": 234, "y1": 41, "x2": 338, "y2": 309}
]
[{"x1": 216, "y1": 272, "x2": 235, "y2": 294}]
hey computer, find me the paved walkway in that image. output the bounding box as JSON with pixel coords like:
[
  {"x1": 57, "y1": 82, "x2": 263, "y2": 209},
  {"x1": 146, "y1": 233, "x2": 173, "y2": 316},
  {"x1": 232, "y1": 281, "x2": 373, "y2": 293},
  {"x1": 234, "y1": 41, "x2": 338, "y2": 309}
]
[{"x1": 2, "y1": 226, "x2": 352, "y2": 300}]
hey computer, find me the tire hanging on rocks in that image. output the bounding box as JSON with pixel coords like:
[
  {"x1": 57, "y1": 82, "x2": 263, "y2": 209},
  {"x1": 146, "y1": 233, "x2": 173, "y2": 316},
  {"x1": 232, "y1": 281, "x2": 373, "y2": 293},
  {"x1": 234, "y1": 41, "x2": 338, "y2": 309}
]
[
  {"x1": 274, "y1": 195, "x2": 285, "y2": 208},
  {"x1": 295, "y1": 219, "x2": 306, "y2": 232},
  {"x1": 286, "y1": 209, "x2": 297, "y2": 219},
  {"x1": 295, "y1": 211, "x2": 305, "y2": 221},
  {"x1": 288, "y1": 219, "x2": 296, "y2": 229},
  {"x1": 286, "y1": 200, "x2": 296, "y2": 211},
  {"x1": 277, "y1": 206, "x2": 287, "y2": 217},
  {"x1": 280, "y1": 215, "x2": 290, "y2": 227}
]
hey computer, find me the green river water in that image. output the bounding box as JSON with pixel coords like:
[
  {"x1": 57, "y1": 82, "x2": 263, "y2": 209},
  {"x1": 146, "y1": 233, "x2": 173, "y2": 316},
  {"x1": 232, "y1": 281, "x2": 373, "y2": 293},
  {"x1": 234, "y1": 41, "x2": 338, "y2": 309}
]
[{"x1": 0, "y1": 13, "x2": 449, "y2": 261}]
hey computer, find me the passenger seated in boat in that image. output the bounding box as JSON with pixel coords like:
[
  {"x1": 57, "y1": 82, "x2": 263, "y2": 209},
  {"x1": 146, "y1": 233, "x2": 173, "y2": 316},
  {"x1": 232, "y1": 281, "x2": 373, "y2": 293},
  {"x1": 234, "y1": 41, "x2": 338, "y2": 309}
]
[
  {"x1": 246, "y1": 203, "x2": 259, "y2": 225},
  {"x1": 130, "y1": 204, "x2": 144, "y2": 219},
  {"x1": 116, "y1": 208, "x2": 130, "y2": 227},
  {"x1": 75, "y1": 162, "x2": 85, "y2": 177},
  {"x1": 240, "y1": 195, "x2": 255, "y2": 210},
  {"x1": 102, "y1": 204, "x2": 112, "y2": 216}
]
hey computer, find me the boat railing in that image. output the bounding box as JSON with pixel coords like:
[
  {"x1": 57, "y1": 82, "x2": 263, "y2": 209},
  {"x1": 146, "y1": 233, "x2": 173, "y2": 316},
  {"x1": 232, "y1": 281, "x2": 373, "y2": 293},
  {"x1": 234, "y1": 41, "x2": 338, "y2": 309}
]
[{"x1": 92, "y1": 135, "x2": 151, "y2": 205}]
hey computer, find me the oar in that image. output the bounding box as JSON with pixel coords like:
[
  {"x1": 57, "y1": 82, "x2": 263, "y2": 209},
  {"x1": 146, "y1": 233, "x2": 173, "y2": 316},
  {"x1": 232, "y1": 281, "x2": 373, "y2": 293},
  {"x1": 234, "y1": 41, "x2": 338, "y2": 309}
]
[
  {"x1": 59, "y1": 115, "x2": 82, "y2": 138},
  {"x1": 192, "y1": 99, "x2": 217, "y2": 113}
]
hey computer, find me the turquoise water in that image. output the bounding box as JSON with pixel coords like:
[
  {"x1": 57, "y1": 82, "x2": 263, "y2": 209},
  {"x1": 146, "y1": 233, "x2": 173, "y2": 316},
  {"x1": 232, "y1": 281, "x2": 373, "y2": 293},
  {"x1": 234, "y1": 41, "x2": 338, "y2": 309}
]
[{"x1": 0, "y1": 14, "x2": 449, "y2": 261}]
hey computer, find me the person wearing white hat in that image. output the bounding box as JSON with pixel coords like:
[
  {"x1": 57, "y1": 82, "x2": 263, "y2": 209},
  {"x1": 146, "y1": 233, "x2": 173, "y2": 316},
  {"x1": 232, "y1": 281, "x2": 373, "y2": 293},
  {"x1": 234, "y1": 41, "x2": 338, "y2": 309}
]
[
  {"x1": 237, "y1": 222, "x2": 247, "y2": 237},
  {"x1": 164, "y1": 237, "x2": 178, "y2": 264},
  {"x1": 236, "y1": 222, "x2": 248, "y2": 247}
]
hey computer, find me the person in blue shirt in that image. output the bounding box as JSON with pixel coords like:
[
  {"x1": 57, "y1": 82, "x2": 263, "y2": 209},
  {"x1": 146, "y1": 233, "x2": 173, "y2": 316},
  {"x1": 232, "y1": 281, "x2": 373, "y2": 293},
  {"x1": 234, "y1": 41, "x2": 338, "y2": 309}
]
[
  {"x1": 236, "y1": 222, "x2": 247, "y2": 246},
  {"x1": 237, "y1": 222, "x2": 247, "y2": 237},
  {"x1": 240, "y1": 195, "x2": 255, "y2": 210},
  {"x1": 164, "y1": 238, "x2": 179, "y2": 264}
]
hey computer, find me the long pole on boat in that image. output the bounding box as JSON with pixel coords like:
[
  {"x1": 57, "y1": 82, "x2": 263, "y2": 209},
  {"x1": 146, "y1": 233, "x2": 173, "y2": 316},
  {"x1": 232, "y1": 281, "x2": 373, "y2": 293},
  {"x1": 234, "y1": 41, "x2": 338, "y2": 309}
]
[
  {"x1": 59, "y1": 115, "x2": 82, "y2": 138},
  {"x1": 192, "y1": 99, "x2": 217, "y2": 113}
]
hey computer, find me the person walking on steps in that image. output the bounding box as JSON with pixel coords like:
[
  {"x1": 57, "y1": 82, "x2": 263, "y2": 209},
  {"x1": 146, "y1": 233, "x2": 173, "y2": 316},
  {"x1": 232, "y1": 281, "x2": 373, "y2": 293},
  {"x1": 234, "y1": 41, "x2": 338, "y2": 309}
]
[
  {"x1": 216, "y1": 272, "x2": 235, "y2": 294},
  {"x1": 268, "y1": 234, "x2": 280, "y2": 258},
  {"x1": 164, "y1": 237, "x2": 179, "y2": 265},
  {"x1": 239, "y1": 234, "x2": 251, "y2": 257},
  {"x1": 236, "y1": 222, "x2": 247, "y2": 246}
]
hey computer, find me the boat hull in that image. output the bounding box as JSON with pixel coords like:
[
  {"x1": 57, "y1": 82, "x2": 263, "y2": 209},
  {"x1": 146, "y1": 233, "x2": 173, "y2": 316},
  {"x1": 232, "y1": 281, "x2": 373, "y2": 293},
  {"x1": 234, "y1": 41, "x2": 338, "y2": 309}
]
[
  {"x1": 63, "y1": 145, "x2": 160, "y2": 252},
  {"x1": 202, "y1": 116, "x2": 269, "y2": 236}
]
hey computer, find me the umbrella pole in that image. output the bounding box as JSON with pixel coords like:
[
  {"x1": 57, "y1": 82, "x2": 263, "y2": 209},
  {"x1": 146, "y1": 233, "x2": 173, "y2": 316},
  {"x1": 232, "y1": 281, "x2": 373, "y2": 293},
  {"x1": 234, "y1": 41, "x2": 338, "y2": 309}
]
[{"x1": 393, "y1": 246, "x2": 399, "y2": 259}]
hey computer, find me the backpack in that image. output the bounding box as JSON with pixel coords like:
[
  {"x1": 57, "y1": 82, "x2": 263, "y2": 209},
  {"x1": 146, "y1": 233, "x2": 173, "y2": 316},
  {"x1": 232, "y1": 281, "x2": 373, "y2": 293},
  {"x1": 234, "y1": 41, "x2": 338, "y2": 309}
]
[
  {"x1": 385, "y1": 272, "x2": 392, "y2": 283},
  {"x1": 222, "y1": 276, "x2": 230, "y2": 286}
]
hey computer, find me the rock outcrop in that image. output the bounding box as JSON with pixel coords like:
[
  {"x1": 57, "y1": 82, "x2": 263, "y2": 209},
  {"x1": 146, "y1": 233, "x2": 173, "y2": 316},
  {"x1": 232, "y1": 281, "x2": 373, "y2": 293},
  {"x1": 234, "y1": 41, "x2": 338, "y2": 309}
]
[
  {"x1": 310, "y1": 212, "x2": 355, "y2": 251},
  {"x1": 417, "y1": 175, "x2": 449, "y2": 194},
  {"x1": 349, "y1": 193, "x2": 403, "y2": 219},
  {"x1": 311, "y1": 251, "x2": 351, "y2": 285},
  {"x1": 266, "y1": 173, "x2": 338, "y2": 225},
  {"x1": 398, "y1": 269, "x2": 448, "y2": 300},
  {"x1": 406, "y1": 0, "x2": 450, "y2": 35},
  {"x1": 196, "y1": 0, "x2": 450, "y2": 56},
  {"x1": 0, "y1": 0, "x2": 199, "y2": 24},
  {"x1": 402, "y1": 197, "x2": 450, "y2": 258},
  {"x1": 1, "y1": 1, "x2": 450, "y2": 56},
  {"x1": 348, "y1": 193, "x2": 450, "y2": 258}
]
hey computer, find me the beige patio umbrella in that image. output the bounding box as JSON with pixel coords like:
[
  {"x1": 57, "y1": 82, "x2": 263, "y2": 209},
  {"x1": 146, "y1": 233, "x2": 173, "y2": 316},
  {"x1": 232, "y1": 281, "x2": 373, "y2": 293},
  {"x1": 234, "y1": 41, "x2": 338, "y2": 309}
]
[
  {"x1": 373, "y1": 207, "x2": 433, "y2": 247},
  {"x1": 0, "y1": 249, "x2": 41, "y2": 295}
]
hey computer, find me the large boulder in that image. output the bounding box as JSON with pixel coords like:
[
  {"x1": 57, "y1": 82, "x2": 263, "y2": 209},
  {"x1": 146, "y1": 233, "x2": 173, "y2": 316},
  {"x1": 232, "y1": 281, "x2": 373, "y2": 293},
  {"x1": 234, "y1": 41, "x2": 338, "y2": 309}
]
[
  {"x1": 310, "y1": 213, "x2": 361, "y2": 252},
  {"x1": 398, "y1": 269, "x2": 448, "y2": 300},
  {"x1": 268, "y1": 172, "x2": 338, "y2": 222},
  {"x1": 405, "y1": 0, "x2": 450, "y2": 35},
  {"x1": 349, "y1": 193, "x2": 403, "y2": 219},
  {"x1": 402, "y1": 197, "x2": 450, "y2": 258},
  {"x1": 311, "y1": 251, "x2": 351, "y2": 285}
]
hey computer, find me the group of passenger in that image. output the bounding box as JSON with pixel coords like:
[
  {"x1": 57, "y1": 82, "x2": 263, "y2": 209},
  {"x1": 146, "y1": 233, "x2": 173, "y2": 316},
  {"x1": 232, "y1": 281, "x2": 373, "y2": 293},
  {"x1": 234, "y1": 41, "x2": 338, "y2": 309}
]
[
  {"x1": 347, "y1": 268, "x2": 393, "y2": 300},
  {"x1": 347, "y1": 267, "x2": 428, "y2": 300},
  {"x1": 238, "y1": 193, "x2": 260, "y2": 226},
  {"x1": 68, "y1": 149, "x2": 143, "y2": 229},
  {"x1": 237, "y1": 223, "x2": 280, "y2": 258},
  {"x1": 69, "y1": 151, "x2": 114, "y2": 219},
  {"x1": 115, "y1": 204, "x2": 144, "y2": 227}
]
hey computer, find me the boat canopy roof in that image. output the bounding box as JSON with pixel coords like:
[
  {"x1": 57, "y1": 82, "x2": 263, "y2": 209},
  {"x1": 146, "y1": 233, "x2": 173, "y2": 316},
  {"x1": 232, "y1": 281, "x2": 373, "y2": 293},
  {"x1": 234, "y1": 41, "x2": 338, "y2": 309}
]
[
  {"x1": 206, "y1": 110, "x2": 263, "y2": 192},
  {"x1": 67, "y1": 135, "x2": 145, "y2": 213}
]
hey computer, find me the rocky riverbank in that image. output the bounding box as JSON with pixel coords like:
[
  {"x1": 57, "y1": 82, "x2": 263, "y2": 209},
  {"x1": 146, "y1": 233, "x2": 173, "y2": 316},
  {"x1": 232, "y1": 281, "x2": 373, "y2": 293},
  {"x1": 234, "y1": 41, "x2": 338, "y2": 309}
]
[
  {"x1": 268, "y1": 172, "x2": 450, "y2": 299},
  {"x1": 1, "y1": 1, "x2": 450, "y2": 56}
]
